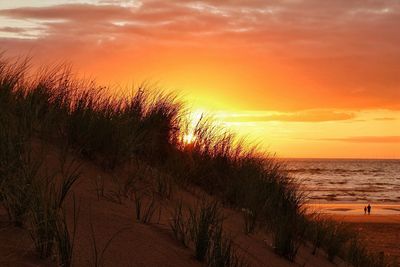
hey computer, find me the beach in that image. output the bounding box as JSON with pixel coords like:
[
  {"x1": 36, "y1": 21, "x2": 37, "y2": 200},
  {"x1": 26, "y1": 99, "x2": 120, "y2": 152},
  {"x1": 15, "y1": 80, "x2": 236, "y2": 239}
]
[
  {"x1": 305, "y1": 203, "x2": 400, "y2": 216},
  {"x1": 290, "y1": 158, "x2": 400, "y2": 262},
  {"x1": 307, "y1": 203, "x2": 400, "y2": 260}
]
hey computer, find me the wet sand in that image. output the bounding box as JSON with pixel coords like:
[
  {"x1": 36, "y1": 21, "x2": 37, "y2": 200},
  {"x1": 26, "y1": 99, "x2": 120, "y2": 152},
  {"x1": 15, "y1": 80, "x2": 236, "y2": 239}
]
[
  {"x1": 307, "y1": 203, "x2": 400, "y2": 260},
  {"x1": 305, "y1": 203, "x2": 400, "y2": 216}
]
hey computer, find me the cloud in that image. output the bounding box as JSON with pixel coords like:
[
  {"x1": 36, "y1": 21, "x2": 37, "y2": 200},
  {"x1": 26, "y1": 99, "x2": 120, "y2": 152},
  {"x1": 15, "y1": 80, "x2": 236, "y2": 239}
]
[
  {"x1": 0, "y1": 26, "x2": 26, "y2": 33},
  {"x1": 320, "y1": 136, "x2": 400, "y2": 143},
  {"x1": 1, "y1": 1, "x2": 399, "y2": 47},
  {"x1": 220, "y1": 110, "x2": 355, "y2": 122},
  {"x1": 0, "y1": 1, "x2": 400, "y2": 110},
  {"x1": 374, "y1": 117, "x2": 397, "y2": 121}
]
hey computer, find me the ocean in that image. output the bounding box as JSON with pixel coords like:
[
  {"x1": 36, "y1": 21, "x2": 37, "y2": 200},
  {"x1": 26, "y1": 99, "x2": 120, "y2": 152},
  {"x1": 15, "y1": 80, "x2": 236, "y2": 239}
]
[{"x1": 284, "y1": 159, "x2": 400, "y2": 203}]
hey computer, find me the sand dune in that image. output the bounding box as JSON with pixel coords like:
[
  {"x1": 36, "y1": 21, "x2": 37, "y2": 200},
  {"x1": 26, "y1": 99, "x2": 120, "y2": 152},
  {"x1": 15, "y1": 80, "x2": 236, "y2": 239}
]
[{"x1": 0, "y1": 144, "x2": 345, "y2": 267}]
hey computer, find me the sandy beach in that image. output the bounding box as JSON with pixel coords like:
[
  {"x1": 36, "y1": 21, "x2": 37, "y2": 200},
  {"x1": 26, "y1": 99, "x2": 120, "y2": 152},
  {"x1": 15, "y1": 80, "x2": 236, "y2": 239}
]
[
  {"x1": 306, "y1": 203, "x2": 400, "y2": 216},
  {"x1": 307, "y1": 203, "x2": 400, "y2": 261}
]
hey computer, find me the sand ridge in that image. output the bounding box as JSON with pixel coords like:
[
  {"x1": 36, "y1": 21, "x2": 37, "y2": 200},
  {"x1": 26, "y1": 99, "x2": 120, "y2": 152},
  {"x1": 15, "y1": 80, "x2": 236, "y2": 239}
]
[{"x1": 0, "y1": 143, "x2": 344, "y2": 267}]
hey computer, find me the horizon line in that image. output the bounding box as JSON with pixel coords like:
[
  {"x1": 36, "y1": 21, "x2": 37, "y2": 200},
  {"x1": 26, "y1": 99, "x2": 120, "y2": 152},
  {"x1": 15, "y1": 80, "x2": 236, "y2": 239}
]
[{"x1": 278, "y1": 157, "x2": 400, "y2": 161}]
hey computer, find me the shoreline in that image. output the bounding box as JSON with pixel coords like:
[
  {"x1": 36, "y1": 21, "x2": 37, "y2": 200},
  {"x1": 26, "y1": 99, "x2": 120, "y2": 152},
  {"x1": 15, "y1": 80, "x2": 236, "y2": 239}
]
[
  {"x1": 305, "y1": 202, "x2": 400, "y2": 216},
  {"x1": 306, "y1": 202, "x2": 400, "y2": 258}
]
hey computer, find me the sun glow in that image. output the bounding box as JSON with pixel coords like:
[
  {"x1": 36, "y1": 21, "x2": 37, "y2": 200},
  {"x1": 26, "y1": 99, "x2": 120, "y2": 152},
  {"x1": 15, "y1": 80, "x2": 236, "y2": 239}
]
[
  {"x1": 180, "y1": 109, "x2": 204, "y2": 146},
  {"x1": 182, "y1": 132, "x2": 196, "y2": 145},
  {"x1": 1, "y1": 1, "x2": 399, "y2": 158}
]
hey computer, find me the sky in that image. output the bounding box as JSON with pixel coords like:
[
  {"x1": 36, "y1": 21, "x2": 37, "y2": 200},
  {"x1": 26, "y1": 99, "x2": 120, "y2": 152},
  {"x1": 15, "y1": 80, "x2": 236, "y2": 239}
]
[{"x1": 0, "y1": 0, "x2": 399, "y2": 159}]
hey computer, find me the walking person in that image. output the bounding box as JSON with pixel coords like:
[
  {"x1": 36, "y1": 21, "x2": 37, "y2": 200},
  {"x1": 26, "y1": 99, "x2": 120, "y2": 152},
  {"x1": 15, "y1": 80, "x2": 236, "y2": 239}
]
[
  {"x1": 364, "y1": 206, "x2": 367, "y2": 214},
  {"x1": 367, "y1": 204, "x2": 371, "y2": 215}
]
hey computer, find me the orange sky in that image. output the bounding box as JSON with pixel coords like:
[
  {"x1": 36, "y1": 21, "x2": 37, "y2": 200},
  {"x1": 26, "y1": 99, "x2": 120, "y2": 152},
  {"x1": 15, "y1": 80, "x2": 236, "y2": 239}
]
[{"x1": 0, "y1": 0, "x2": 399, "y2": 158}]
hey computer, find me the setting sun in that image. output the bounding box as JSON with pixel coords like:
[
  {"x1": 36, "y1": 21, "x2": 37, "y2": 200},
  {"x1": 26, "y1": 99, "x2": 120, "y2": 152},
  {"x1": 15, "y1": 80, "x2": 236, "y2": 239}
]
[
  {"x1": 182, "y1": 132, "x2": 196, "y2": 145},
  {"x1": 180, "y1": 110, "x2": 203, "y2": 146}
]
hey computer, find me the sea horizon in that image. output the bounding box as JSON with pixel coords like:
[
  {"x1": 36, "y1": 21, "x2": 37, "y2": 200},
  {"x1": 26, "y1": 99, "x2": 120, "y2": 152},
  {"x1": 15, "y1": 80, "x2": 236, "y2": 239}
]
[{"x1": 280, "y1": 157, "x2": 400, "y2": 161}]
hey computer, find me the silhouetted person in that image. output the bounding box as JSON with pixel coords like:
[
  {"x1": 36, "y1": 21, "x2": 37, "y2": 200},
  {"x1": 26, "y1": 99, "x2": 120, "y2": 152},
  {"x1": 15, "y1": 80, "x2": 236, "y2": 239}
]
[
  {"x1": 367, "y1": 204, "x2": 371, "y2": 215},
  {"x1": 364, "y1": 206, "x2": 367, "y2": 214}
]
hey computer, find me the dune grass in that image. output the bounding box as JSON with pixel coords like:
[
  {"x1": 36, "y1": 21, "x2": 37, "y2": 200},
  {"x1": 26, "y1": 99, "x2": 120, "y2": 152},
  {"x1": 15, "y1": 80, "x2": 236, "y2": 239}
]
[
  {"x1": 28, "y1": 154, "x2": 80, "y2": 259},
  {"x1": 170, "y1": 199, "x2": 248, "y2": 266},
  {"x1": 170, "y1": 199, "x2": 191, "y2": 247},
  {"x1": 0, "y1": 55, "x2": 395, "y2": 266},
  {"x1": 189, "y1": 199, "x2": 223, "y2": 262},
  {"x1": 207, "y1": 224, "x2": 249, "y2": 267},
  {"x1": 133, "y1": 191, "x2": 158, "y2": 224},
  {"x1": 0, "y1": 147, "x2": 38, "y2": 227},
  {"x1": 346, "y1": 237, "x2": 396, "y2": 267},
  {"x1": 55, "y1": 196, "x2": 79, "y2": 267},
  {"x1": 89, "y1": 217, "x2": 130, "y2": 267}
]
